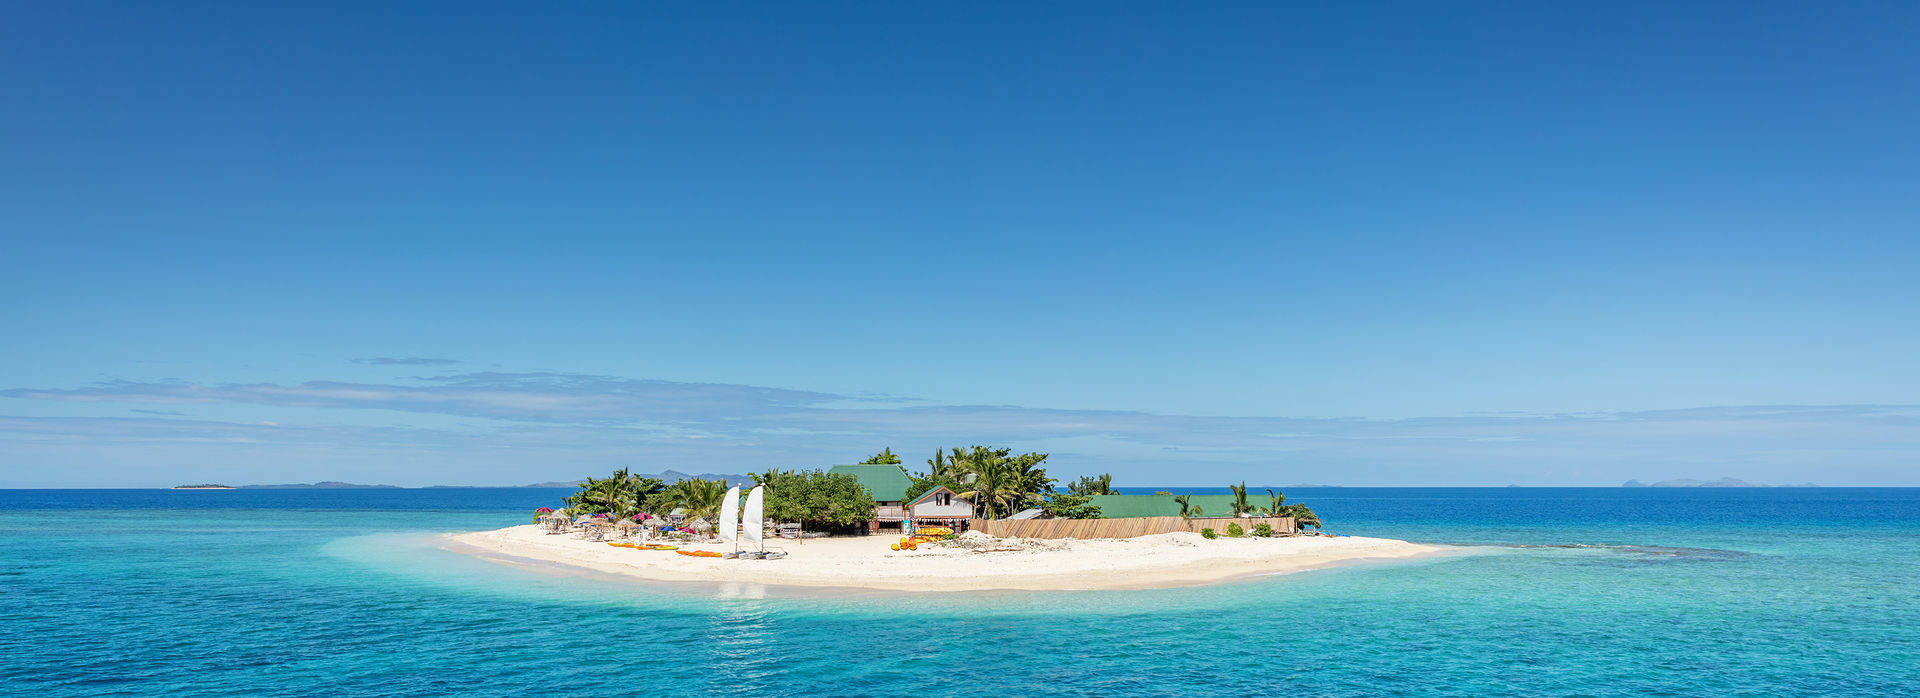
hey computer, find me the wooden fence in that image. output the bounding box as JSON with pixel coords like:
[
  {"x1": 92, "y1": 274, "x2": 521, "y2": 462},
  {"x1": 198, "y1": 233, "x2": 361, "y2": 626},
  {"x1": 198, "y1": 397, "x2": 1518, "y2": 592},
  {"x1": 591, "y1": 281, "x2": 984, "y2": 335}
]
[{"x1": 967, "y1": 516, "x2": 1296, "y2": 540}]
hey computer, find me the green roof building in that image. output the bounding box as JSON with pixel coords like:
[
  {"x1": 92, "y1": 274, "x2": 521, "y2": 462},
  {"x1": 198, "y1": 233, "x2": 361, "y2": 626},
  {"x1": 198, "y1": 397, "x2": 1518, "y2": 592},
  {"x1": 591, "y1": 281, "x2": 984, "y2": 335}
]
[
  {"x1": 1083, "y1": 494, "x2": 1262, "y2": 519},
  {"x1": 825, "y1": 464, "x2": 913, "y2": 503}
]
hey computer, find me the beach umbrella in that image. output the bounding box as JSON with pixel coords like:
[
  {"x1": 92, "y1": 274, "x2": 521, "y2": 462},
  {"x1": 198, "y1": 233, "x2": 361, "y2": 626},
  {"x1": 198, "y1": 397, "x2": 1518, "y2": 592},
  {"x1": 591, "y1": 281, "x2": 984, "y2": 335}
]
[{"x1": 535, "y1": 507, "x2": 553, "y2": 513}]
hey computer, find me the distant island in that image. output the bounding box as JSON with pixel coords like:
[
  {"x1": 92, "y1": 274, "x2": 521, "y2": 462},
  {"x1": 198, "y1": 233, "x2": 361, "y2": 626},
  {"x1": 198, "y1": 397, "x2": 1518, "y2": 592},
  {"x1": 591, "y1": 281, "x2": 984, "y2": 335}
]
[
  {"x1": 171, "y1": 484, "x2": 234, "y2": 490},
  {"x1": 427, "y1": 470, "x2": 752, "y2": 489},
  {"x1": 240, "y1": 481, "x2": 403, "y2": 489},
  {"x1": 1623, "y1": 477, "x2": 1819, "y2": 488}
]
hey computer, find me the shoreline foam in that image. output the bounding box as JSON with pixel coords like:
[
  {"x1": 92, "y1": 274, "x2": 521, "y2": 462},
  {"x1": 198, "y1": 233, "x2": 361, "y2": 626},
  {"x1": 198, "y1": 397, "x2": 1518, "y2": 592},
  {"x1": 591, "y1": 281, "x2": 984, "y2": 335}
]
[{"x1": 447, "y1": 524, "x2": 1446, "y2": 592}]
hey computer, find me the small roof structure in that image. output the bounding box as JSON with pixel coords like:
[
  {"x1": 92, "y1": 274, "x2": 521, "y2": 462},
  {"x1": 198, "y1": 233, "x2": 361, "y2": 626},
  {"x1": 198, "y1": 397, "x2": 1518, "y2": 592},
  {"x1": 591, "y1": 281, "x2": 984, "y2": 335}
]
[
  {"x1": 906, "y1": 485, "x2": 971, "y2": 508},
  {"x1": 1006, "y1": 508, "x2": 1043, "y2": 520}
]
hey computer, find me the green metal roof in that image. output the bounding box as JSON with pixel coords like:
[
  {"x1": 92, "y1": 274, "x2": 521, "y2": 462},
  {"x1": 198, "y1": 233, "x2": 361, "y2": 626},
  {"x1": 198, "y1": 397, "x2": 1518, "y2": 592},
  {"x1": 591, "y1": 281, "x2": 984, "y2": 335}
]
[
  {"x1": 1082, "y1": 494, "x2": 1263, "y2": 519},
  {"x1": 826, "y1": 464, "x2": 913, "y2": 502}
]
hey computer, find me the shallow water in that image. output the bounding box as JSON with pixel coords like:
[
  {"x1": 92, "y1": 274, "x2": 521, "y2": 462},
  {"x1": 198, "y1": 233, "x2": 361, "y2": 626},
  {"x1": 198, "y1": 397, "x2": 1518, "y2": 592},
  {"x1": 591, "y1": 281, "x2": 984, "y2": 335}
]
[{"x1": 3, "y1": 488, "x2": 1916, "y2": 696}]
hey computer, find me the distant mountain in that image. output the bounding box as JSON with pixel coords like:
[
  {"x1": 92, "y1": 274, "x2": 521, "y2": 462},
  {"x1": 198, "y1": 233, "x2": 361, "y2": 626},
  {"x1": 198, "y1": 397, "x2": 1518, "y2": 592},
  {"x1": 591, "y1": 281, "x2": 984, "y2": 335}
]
[
  {"x1": 1623, "y1": 478, "x2": 1818, "y2": 488},
  {"x1": 240, "y1": 481, "x2": 402, "y2": 489}
]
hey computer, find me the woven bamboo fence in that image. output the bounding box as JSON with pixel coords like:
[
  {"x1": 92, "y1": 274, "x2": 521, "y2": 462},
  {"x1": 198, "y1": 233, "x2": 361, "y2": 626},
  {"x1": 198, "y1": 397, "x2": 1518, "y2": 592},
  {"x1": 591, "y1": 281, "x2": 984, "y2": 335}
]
[{"x1": 968, "y1": 516, "x2": 1296, "y2": 540}]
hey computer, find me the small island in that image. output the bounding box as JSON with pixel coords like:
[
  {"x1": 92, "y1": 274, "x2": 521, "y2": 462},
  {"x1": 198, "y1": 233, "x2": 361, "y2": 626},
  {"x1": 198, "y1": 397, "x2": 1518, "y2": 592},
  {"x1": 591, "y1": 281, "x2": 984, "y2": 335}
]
[
  {"x1": 1623, "y1": 477, "x2": 1820, "y2": 488},
  {"x1": 171, "y1": 484, "x2": 235, "y2": 490},
  {"x1": 450, "y1": 447, "x2": 1443, "y2": 592}
]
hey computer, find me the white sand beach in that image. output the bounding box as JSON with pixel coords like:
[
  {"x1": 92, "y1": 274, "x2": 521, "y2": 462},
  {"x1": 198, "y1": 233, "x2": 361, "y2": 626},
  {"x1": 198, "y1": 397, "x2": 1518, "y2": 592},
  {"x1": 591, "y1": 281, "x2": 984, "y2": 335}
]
[{"x1": 448, "y1": 525, "x2": 1445, "y2": 592}]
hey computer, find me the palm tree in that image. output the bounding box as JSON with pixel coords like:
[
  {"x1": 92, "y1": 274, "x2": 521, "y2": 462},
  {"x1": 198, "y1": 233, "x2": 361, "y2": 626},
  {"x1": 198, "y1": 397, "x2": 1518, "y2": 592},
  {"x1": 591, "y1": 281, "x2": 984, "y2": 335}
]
[
  {"x1": 1068, "y1": 474, "x2": 1117, "y2": 496},
  {"x1": 860, "y1": 448, "x2": 902, "y2": 465},
  {"x1": 958, "y1": 462, "x2": 1015, "y2": 519},
  {"x1": 926, "y1": 445, "x2": 1056, "y2": 519},
  {"x1": 1006, "y1": 458, "x2": 1054, "y2": 513},
  {"x1": 1263, "y1": 488, "x2": 1286, "y2": 515},
  {"x1": 665, "y1": 477, "x2": 728, "y2": 523},
  {"x1": 929, "y1": 447, "x2": 966, "y2": 480},
  {"x1": 595, "y1": 468, "x2": 646, "y2": 518},
  {"x1": 1228, "y1": 481, "x2": 1259, "y2": 517},
  {"x1": 1174, "y1": 493, "x2": 1203, "y2": 519}
]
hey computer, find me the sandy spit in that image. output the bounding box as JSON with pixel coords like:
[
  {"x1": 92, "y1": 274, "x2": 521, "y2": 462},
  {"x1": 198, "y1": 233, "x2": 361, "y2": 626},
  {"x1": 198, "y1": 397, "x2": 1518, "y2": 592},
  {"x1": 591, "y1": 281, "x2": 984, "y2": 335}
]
[{"x1": 447, "y1": 525, "x2": 1446, "y2": 592}]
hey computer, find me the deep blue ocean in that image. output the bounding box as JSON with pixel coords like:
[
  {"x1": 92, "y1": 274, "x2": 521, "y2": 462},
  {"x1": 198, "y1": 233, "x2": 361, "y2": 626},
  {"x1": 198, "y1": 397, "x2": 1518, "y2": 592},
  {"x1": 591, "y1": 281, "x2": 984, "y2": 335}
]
[{"x1": 3, "y1": 487, "x2": 1917, "y2": 696}]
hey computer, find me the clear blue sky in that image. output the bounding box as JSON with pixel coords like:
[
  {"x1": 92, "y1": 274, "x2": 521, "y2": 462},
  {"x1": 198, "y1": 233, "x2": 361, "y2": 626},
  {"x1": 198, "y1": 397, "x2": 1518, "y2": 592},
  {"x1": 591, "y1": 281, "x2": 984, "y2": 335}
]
[{"x1": 3, "y1": 2, "x2": 1916, "y2": 486}]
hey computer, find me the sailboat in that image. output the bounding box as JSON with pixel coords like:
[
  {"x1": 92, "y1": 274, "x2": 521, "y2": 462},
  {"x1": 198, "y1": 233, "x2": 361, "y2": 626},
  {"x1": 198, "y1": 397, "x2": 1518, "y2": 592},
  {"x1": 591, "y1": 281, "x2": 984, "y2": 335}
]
[
  {"x1": 717, "y1": 485, "x2": 741, "y2": 558},
  {"x1": 738, "y1": 484, "x2": 784, "y2": 559}
]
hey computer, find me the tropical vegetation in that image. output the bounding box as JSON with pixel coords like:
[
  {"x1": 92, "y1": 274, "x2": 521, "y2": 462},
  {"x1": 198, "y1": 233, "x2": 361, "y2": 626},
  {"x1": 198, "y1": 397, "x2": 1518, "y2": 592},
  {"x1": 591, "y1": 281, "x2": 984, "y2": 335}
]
[
  {"x1": 548, "y1": 462, "x2": 1326, "y2": 537},
  {"x1": 905, "y1": 445, "x2": 1054, "y2": 519},
  {"x1": 1066, "y1": 473, "x2": 1118, "y2": 495},
  {"x1": 1174, "y1": 493, "x2": 1203, "y2": 519},
  {"x1": 554, "y1": 470, "x2": 736, "y2": 527},
  {"x1": 560, "y1": 468, "x2": 664, "y2": 518},
  {"x1": 1227, "y1": 481, "x2": 1260, "y2": 517},
  {"x1": 859, "y1": 448, "x2": 902, "y2": 465},
  {"x1": 1277, "y1": 502, "x2": 1321, "y2": 530},
  {"x1": 1039, "y1": 491, "x2": 1103, "y2": 519},
  {"x1": 748, "y1": 468, "x2": 877, "y2": 533},
  {"x1": 659, "y1": 477, "x2": 729, "y2": 523}
]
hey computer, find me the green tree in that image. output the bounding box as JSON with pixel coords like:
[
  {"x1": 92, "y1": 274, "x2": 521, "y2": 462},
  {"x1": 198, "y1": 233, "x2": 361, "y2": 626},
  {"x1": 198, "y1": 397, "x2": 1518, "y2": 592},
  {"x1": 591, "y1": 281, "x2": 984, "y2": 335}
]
[
  {"x1": 801, "y1": 470, "x2": 878, "y2": 530},
  {"x1": 1280, "y1": 503, "x2": 1322, "y2": 531},
  {"x1": 1040, "y1": 492, "x2": 1104, "y2": 519},
  {"x1": 922, "y1": 445, "x2": 1055, "y2": 519},
  {"x1": 1262, "y1": 488, "x2": 1286, "y2": 515},
  {"x1": 751, "y1": 468, "x2": 876, "y2": 534},
  {"x1": 566, "y1": 468, "x2": 664, "y2": 519},
  {"x1": 926, "y1": 448, "x2": 960, "y2": 479},
  {"x1": 1174, "y1": 493, "x2": 1203, "y2": 519},
  {"x1": 1228, "y1": 481, "x2": 1259, "y2": 517},
  {"x1": 750, "y1": 468, "x2": 806, "y2": 525},
  {"x1": 860, "y1": 448, "x2": 902, "y2": 465},
  {"x1": 663, "y1": 477, "x2": 728, "y2": 523},
  {"x1": 957, "y1": 460, "x2": 1016, "y2": 520},
  {"x1": 1067, "y1": 473, "x2": 1118, "y2": 496}
]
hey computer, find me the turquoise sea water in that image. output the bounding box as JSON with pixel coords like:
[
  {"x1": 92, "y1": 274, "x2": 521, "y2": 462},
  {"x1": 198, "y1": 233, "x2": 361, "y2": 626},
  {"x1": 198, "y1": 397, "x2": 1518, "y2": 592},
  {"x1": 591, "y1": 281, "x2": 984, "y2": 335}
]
[{"x1": 3, "y1": 488, "x2": 1917, "y2": 696}]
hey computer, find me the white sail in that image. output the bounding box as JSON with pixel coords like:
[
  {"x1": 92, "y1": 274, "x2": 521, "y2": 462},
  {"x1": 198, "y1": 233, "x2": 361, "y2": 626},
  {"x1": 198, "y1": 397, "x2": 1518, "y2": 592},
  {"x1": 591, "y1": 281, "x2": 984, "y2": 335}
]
[
  {"x1": 742, "y1": 485, "x2": 765, "y2": 549},
  {"x1": 717, "y1": 485, "x2": 741, "y2": 544}
]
